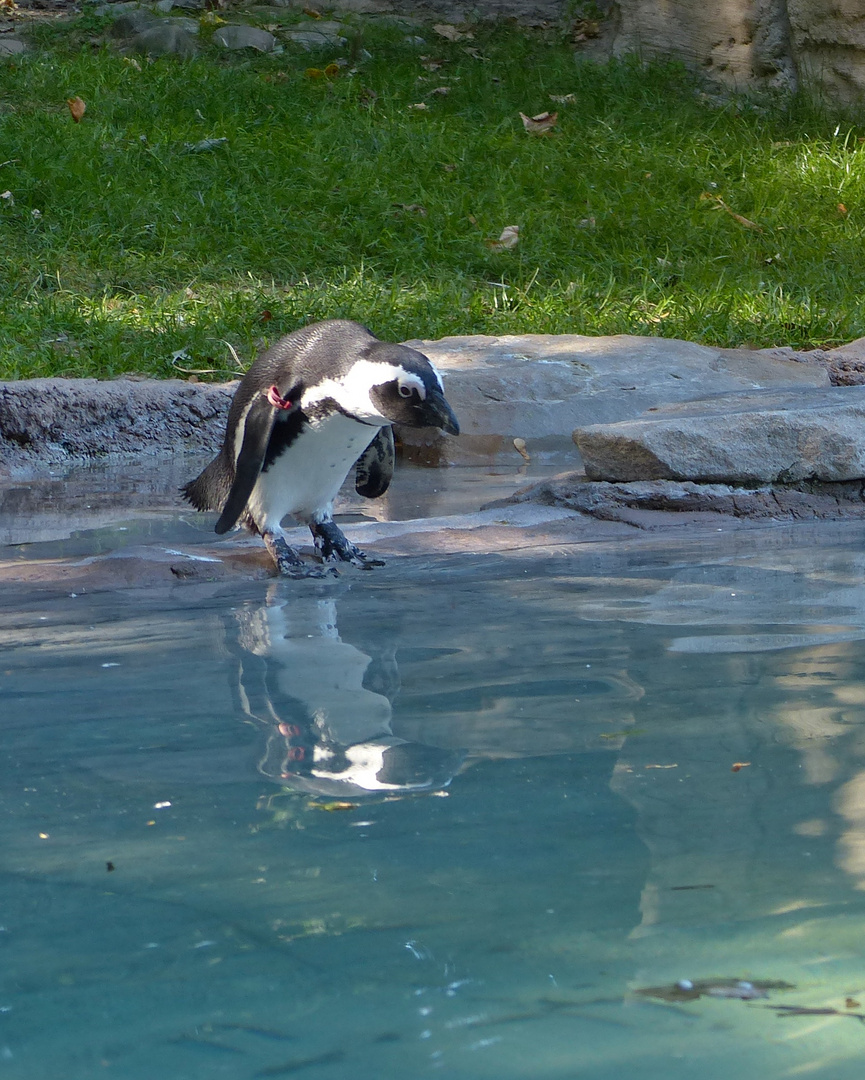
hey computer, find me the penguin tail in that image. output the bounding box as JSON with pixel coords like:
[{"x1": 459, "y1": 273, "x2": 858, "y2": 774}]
[{"x1": 181, "y1": 455, "x2": 232, "y2": 513}]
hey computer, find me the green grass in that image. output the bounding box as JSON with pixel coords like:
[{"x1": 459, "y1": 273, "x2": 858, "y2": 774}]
[{"x1": 3, "y1": 12, "x2": 865, "y2": 379}]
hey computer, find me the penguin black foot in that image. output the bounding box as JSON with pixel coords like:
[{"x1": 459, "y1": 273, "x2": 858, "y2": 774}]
[
  {"x1": 310, "y1": 519, "x2": 385, "y2": 570},
  {"x1": 263, "y1": 531, "x2": 337, "y2": 579}
]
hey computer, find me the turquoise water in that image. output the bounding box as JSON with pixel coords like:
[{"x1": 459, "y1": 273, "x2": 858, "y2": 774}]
[{"x1": 4, "y1": 506, "x2": 865, "y2": 1078}]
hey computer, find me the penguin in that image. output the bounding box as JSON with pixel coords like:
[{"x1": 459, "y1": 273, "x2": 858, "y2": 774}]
[{"x1": 182, "y1": 319, "x2": 459, "y2": 577}]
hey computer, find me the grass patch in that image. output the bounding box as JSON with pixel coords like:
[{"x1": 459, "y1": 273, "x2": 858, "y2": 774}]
[{"x1": 2, "y1": 14, "x2": 865, "y2": 379}]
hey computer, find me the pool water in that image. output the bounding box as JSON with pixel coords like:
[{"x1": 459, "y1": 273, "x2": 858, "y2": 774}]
[{"x1": 4, "y1": 477, "x2": 865, "y2": 1078}]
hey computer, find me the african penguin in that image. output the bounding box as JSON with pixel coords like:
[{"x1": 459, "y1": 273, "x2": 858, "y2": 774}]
[{"x1": 182, "y1": 319, "x2": 459, "y2": 577}]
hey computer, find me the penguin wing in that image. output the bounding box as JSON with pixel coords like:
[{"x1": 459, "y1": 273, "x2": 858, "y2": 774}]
[
  {"x1": 355, "y1": 425, "x2": 395, "y2": 499},
  {"x1": 215, "y1": 396, "x2": 278, "y2": 535}
]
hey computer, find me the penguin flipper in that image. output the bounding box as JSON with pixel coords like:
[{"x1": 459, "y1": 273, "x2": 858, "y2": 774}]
[
  {"x1": 215, "y1": 396, "x2": 278, "y2": 535},
  {"x1": 355, "y1": 425, "x2": 395, "y2": 499}
]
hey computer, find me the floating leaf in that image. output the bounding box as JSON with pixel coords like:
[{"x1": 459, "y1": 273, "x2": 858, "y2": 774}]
[
  {"x1": 731, "y1": 761, "x2": 751, "y2": 772},
  {"x1": 67, "y1": 96, "x2": 86, "y2": 123},
  {"x1": 519, "y1": 110, "x2": 557, "y2": 135},
  {"x1": 311, "y1": 800, "x2": 358, "y2": 812},
  {"x1": 486, "y1": 224, "x2": 520, "y2": 250}
]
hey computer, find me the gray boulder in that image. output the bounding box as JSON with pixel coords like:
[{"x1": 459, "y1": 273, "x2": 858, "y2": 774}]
[
  {"x1": 213, "y1": 25, "x2": 278, "y2": 52},
  {"x1": 0, "y1": 37, "x2": 26, "y2": 56},
  {"x1": 131, "y1": 24, "x2": 199, "y2": 56},
  {"x1": 402, "y1": 332, "x2": 828, "y2": 459},
  {"x1": 575, "y1": 385, "x2": 865, "y2": 484},
  {"x1": 286, "y1": 21, "x2": 347, "y2": 50}
]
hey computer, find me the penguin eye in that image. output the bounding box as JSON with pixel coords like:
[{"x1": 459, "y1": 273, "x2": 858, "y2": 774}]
[{"x1": 398, "y1": 384, "x2": 413, "y2": 399}]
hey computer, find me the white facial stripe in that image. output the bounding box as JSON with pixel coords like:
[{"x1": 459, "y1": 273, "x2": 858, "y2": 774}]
[{"x1": 302, "y1": 360, "x2": 426, "y2": 421}]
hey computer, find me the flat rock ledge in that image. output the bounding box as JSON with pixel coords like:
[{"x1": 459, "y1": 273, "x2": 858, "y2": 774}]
[
  {"x1": 0, "y1": 378, "x2": 233, "y2": 477},
  {"x1": 502, "y1": 472, "x2": 865, "y2": 528},
  {"x1": 3, "y1": 331, "x2": 840, "y2": 477},
  {"x1": 574, "y1": 385, "x2": 865, "y2": 484}
]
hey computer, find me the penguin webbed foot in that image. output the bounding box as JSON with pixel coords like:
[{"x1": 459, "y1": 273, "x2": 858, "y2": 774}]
[
  {"x1": 310, "y1": 519, "x2": 385, "y2": 570},
  {"x1": 263, "y1": 531, "x2": 338, "y2": 579}
]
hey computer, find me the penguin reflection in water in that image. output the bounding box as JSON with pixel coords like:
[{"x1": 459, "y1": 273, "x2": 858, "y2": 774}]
[{"x1": 183, "y1": 320, "x2": 460, "y2": 576}]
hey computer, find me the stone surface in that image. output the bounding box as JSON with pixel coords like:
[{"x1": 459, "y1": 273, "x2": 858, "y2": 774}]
[
  {"x1": 130, "y1": 23, "x2": 199, "y2": 55},
  {"x1": 503, "y1": 471, "x2": 865, "y2": 525},
  {"x1": 285, "y1": 21, "x2": 347, "y2": 49},
  {"x1": 0, "y1": 334, "x2": 835, "y2": 476},
  {"x1": 574, "y1": 385, "x2": 865, "y2": 484},
  {"x1": 0, "y1": 37, "x2": 26, "y2": 56},
  {"x1": 213, "y1": 24, "x2": 277, "y2": 51},
  {"x1": 0, "y1": 378, "x2": 231, "y2": 478},
  {"x1": 403, "y1": 332, "x2": 828, "y2": 460},
  {"x1": 609, "y1": 0, "x2": 865, "y2": 105},
  {"x1": 611, "y1": 0, "x2": 796, "y2": 93}
]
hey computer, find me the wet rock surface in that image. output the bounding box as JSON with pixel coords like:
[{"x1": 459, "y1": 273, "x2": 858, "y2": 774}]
[
  {"x1": 0, "y1": 377, "x2": 232, "y2": 477},
  {"x1": 3, "y1": 331, "x2": 865, "y2": 595}
]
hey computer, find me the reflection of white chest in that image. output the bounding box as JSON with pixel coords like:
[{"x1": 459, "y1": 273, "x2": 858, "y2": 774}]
[{"x1": 247, "y1": 413, "x2": 379, "y2": 528}]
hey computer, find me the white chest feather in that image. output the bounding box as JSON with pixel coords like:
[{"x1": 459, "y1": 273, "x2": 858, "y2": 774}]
[{"x1": 246, "y1": 414, "x2": 379, "y2": 530}]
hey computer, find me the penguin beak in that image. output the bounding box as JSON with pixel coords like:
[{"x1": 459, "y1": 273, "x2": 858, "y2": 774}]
[{"x1": 423, "y1": 389, "x2": 460, "y2": 436}]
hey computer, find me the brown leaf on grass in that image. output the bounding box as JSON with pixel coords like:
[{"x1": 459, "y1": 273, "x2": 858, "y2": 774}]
[
  {"x1": 420, "y1": 57, "x2": 447, "y2": 72},
  {"x1": 462, "y1": 46, "x2": 488, "y2": 60},
  {"x1": 408, "y1": 102, "x2": 429, "y2": 111},
  {"x1": 429, "y1": 86, "x2": 451, "y2": 96},
  {"x1": 700, "y1": 192, "x2": 763, "y2": 231},
  {"x1": 838, "y1": 203, "x2": 848, "y2": 216},
  {"x1": 550, "y1": 93, "x2": 577, "y2": 104},
  {"x1": 67, "y1": 97, "x2": 86, "y2": 123},
  {"x1": 393, "y1": 203, "x2": 427, "y2": 216},
  {"x1": 519, "y1": 110, "x2": 558, "y2": 135},
  {"x1": 433, "y1": 23, "x2": 473, "y2": 42},
  {"x1": 486, "y1": 224, "x2": 520, "y2": 250}
]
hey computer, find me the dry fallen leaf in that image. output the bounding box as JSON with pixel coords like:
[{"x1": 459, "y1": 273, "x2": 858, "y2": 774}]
[
  {"x1": 420, "y1": 58, "x2": 446, "y2": 72},
  {"x1": 311, "y1": 800, "x2": 357, "y2": 812},
  {"x1": 429, "y1": 86, "x2": 451, "y2": 96},
  {"x1": 303, "y1": 5, "x2": 322, "y2": 16},
  {"x1": 486, "y1": 224, "x2": 520, "y2": 250},
  {"x1": 519, "y1": 110, "x2": 558, "y2": 135},
  {"x1": 393, "y1": 203, "x2": 427, "y2": 216},
  {"x1": 433, "y1": 23, "x2": 473, "y2": 42},
  {"x1": 67, "y1": 96, "x2": 86, "y2": 123},
  {"x1": 700, "y1": 192, "x2": 763, "y2": 231},
  {"x1": 731, "y1": 761, "x2": 751, "y2": 772},
  {"x1": 408, "y1": 102, "x2": 429, "y2": 111},
  {"x1": 549, "y1": 93, "x2": 577, "y2": 104},
  {"x1": 838, "y1": 203, "x2": 848, "y2": 216},
  {"x1": 513, "y1": 437, "x2": 530, "y2": 462}
]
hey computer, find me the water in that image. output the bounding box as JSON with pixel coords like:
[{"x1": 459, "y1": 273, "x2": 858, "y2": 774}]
[{"x1": 4, "y1": 467, "x2": 865, "y2": 1079}]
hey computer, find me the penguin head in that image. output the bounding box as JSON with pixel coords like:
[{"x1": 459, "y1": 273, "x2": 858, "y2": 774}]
[
  {"x1": 302, "y1": 341, "x2": 459, "y2": 434},
  {"x1": 366, "y1": 343, "x2": 460, "y2": 434}
]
